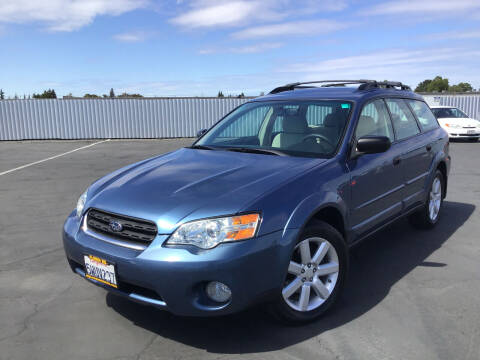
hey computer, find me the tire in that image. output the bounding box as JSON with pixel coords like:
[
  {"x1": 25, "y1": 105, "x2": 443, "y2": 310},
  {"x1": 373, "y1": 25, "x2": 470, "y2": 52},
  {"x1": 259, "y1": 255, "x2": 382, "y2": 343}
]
[
  {"x1": 409, "y1": 169, "x2": 444, "y2": 229},
  {"x1": 269, "y1": 221, "x2": 348, "y2": 324}
]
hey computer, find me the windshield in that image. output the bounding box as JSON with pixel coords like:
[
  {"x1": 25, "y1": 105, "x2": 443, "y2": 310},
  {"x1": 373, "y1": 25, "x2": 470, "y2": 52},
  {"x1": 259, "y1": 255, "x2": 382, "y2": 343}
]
[
  {"x1": 432, "y1": 107, "x2": 469, "y2": 119},
  {"x1": 196, "y1": 100, "x2": 353, "y2": 157}
]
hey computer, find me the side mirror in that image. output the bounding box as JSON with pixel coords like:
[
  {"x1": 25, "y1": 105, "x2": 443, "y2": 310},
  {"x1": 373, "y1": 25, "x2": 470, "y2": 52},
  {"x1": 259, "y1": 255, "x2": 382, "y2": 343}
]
[
  {"x1": 196, "y1": 129, "x2": 208, "y2": 138},
  {"x1": 356, "y1": 136, "x2": 391, "y2": 155}
]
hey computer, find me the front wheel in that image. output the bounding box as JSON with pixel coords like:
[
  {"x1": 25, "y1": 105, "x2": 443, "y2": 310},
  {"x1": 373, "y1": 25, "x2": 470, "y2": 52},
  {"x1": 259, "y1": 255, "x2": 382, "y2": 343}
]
[
  {"x1": 409, "y1": 169, "x2": 444, "y2": 229},
  {"x1": 269, "y1": 221, "x2": 348, "y2": 324}
]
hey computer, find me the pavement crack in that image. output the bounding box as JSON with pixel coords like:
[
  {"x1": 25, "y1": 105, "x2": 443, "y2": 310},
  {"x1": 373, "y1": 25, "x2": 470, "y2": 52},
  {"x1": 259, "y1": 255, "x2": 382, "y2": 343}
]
[
  {"x1": 134, "y1": 334, "x2": 157, "y2": 360},
  {"x1": 0, "y1": 282, "x2": 74, "y2": 343},
  {"x1": 0, "y1": 303, "x2": 39, "y2": 343},
  {"x1": 0, "y1": 247, "x2": 63, "y2": 269}
]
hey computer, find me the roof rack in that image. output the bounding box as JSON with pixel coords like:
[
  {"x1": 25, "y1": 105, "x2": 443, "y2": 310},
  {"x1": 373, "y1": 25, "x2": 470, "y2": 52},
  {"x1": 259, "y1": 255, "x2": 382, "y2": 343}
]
[{"x1": 269, "y1": 80, "x2": 411, "y2": 94}]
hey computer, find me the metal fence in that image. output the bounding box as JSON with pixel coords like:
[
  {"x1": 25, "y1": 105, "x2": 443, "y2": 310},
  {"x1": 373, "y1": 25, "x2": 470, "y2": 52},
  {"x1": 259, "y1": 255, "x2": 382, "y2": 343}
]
[
  {"x1": 0, "y1": 98, "x2": 249, "y2": 140},
  {"x1": 2, "y1": 94, "x2": 480, "y2": 140}
]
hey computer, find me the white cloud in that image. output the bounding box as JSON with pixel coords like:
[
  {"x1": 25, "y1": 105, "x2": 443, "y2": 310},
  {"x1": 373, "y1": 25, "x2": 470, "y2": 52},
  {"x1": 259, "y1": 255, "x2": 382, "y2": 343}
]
[
  {"x1": 0, "y1": 0, "x2": 148, "y2": 31},
  {"x1": 279, "y1": 47, "x2": 480, "y2": 88},
  {"x1": 426, "y1": 29, "x2": 480, "y2": 40},
  {"x1": 199, "y1": 42, "x2": 283, "y2": 54},
  {"x1": 363, "y1": 0, "x2": 480, "y2": 16},
  {"x1": 171, "y1": 1, "x2": 262, "y2": 28},
  {"x1": 171, "y1": 0, "x2": 347, "y2": 29},
  {"x1": 283, "y1": 48, "x2": 477, "y2": 73},
  {"x1": 230, "y1": 42, "x2": 283, "y2": 53},
  {"x1": 232, "y1": 20, "x2": 348, "y2": 39},
  {"x1": 301, "y1": 0, "x2": 347, "y2": 13},
  {"x1": 113, "y1": 31, "x2": 150, "y2": 42}
]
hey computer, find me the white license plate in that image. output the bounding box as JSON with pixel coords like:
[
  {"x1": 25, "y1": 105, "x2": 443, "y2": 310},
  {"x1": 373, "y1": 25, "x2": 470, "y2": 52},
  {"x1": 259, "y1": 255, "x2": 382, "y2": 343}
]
[
  {"x1": 84, "y1": 255, "x2": 117, "y2": 288},
  {"x1": 467, "y1": 130, "x2": 477, "y2": 134}
]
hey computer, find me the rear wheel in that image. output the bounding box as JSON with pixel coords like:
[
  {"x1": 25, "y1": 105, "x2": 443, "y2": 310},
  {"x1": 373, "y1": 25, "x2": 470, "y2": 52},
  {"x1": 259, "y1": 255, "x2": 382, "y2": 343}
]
[
  {"x1": 269, "y1": 222, "x2": 348, "y2": 324},
  {"x1": 409, "y1": 169, "x2": 444, "y2": 229}
]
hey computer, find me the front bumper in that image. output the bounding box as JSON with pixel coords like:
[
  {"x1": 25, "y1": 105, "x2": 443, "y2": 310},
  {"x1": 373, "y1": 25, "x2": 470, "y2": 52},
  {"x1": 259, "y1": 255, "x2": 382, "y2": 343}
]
[
  {"x1": 63, "y1": 211, "x2": 297, "y2": 316},
  {"x1": 445, "y1": 128, "x2": 480, "y2": 138}
]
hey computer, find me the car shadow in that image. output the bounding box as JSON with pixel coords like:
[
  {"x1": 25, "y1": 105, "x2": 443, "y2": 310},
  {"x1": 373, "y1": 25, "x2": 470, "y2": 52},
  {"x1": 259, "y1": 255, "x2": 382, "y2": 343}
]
[{"x1": 106, "y1": 200, "x2": 474, "y2": 354}]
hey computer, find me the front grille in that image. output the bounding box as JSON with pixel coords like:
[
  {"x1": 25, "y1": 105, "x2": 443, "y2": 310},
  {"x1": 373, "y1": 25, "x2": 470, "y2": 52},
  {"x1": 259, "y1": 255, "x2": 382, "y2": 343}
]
[{"x1": 86, "y1": 208, "x2": 157, "y2": 245}]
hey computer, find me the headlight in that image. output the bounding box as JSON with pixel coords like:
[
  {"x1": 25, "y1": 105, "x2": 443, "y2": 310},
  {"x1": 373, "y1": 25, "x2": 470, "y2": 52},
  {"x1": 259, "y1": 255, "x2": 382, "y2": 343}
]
[
  {"x1": 166, "y1": 213, "x2": 260, "y2": 249},
  {"x1": 76, "y1": 190, "x2": 88, "y2": 218}
]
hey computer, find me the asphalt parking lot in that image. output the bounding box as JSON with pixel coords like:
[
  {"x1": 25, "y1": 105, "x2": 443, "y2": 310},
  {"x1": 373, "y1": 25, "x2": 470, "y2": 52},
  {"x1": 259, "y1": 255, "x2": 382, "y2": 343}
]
[{"x1": 0, "y1": 138, "x2": 479, "y2": 360}]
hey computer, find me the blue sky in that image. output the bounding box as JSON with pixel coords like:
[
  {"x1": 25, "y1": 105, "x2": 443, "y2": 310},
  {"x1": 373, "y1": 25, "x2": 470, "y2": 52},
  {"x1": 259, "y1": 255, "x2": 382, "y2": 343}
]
[{"x1": 1, "y1": 0, "x2": 480, "y2": 97}]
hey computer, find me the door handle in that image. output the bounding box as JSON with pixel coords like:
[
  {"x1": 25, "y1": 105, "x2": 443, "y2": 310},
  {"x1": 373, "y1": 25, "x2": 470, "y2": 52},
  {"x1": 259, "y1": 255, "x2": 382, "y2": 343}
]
[
  {"x1": 426, "y1": 145, "x2": 432, "y2": 151},
  {"x1": 393, "y1": 157, "x2": 401, "y2": 166}
]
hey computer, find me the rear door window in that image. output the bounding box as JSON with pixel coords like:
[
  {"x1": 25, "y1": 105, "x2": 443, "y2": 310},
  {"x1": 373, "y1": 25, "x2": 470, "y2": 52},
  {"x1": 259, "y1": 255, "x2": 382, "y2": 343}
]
[
  {"x1": 406, "y1": 100, "x2": 439, "y2": 132},
  {"x1": 385, "y1": 99, "x2": 420, "y2": 140}
]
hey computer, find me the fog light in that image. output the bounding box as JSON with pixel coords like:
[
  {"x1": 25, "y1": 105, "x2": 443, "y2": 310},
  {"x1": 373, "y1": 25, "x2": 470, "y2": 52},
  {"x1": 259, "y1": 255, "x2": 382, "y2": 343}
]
[{"x1": 205, "y1": 281, "x2": 231, "y2": 303}]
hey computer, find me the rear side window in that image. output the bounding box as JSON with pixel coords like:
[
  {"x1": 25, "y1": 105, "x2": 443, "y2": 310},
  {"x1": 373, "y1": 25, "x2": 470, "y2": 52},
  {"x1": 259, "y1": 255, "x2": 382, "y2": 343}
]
[
  {"x1": 407, "y1": 100, "x2": 438, "y2": 132},
  {"x1": 356, "y1": 99, "x2": 394, "y2": 142},
  {"x1": 385, "y1": 99, "x2": 420, "y2": 140}
]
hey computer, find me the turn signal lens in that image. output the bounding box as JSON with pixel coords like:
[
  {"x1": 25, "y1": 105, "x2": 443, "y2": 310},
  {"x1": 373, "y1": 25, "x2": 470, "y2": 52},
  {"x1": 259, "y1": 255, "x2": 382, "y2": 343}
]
[
  {"x1": 445, "y1": 123, "x2": 461, "y2": 128},
  {"x1": 227, "y1": 214, "x2": 260, "y2": 240}
]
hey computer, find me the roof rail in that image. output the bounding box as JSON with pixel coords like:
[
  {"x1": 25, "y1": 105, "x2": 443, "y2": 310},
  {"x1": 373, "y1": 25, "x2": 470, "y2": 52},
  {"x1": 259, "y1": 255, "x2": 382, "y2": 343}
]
[{"x1": 269, "y1": 80, "x2": 411, "y2": 94}]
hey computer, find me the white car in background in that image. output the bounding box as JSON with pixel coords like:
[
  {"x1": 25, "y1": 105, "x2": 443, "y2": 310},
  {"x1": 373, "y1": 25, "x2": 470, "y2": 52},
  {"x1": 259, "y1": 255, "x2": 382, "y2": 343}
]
[{"x1": 430, "y1": 106, "x2": 480, "y2": 141}]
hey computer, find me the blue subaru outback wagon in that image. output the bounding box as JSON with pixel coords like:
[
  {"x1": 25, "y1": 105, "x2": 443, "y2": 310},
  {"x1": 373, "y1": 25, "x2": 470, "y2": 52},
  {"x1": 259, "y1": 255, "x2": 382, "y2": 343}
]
[{"x1": 63, "y1": 80, "x2": 451, "y2": 323}]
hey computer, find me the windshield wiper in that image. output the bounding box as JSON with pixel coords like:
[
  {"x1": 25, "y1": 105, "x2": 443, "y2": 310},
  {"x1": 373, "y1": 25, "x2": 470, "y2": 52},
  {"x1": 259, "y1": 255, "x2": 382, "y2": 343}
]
[
  {"x1": 189, "y1": 144, "x2": 218, "y2": 150},
  {"x1": 223, "y1": 147, "x2": 287, "y2": 156},
  {"x1": 191, "y1": 145, "x2": 288, "y2": 156}
]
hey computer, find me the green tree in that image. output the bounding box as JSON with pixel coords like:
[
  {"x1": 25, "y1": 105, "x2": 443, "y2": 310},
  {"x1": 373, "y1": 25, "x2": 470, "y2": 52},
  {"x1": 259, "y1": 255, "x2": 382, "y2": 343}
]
[
  {"x1": 33, "y1": 89, "x2": 57, "y2": 99},
  {"x1": 415, "y1": 76, "x2": 449, "y2": 92},
  {"x1": 427, "y1": 76, "x2": 449, "y2": 92},
  {"x1": 415, "y1": 79, "x2": 432, "y2": 92},
  {"x1": 83, "y1": 93, "x2": 100, "y2": 98},
  {"x1": 0, "y1": 89, "x2": 4, "y2": 99},
  {"x1": 217, "y1": 91, "x2": 224, "y2": 98},
  {"x1": 109, "y1": 88, "x2": 115, "y2": 98},
  {"x1": 117, "y1": 92, "x2": 143, "y2": 98},
  {"x1": 449, "y1": 82, "x2": 473, "y2": 92},
  {"x1": 416, "y1": 77, "x2": 475, "y2": 93},
  {"x1": 237, "y1": 92, "x2": 245, "y2": 98}
]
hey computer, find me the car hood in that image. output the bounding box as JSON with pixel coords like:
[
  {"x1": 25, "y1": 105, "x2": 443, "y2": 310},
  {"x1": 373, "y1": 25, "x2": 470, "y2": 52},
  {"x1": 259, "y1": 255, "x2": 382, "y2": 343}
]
[
  {"x1": 86, "y1": 148, "x2": 324, "y2": 233},
  {"x1": 438, "y1": 117, "x2": 480, "y2": 127}
]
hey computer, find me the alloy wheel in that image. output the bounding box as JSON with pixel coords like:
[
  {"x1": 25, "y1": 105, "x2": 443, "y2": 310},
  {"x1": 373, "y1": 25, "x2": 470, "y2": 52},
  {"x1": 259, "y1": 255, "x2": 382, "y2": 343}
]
[
  {"x1": 282, "y1": 237, "x2": 339, "y2": 312},
  {"x1": 429, "y1": 176, "x2": 442, "y2": 221}
]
